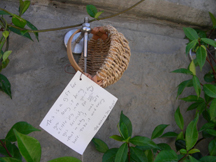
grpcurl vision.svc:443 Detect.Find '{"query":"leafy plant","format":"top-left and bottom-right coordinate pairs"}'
top-left (0, 0), bottom-right (39, 98)
top-left (0, 121), bottom-right (81, 162)
top-left (92, 12), bottom-right (216, 162)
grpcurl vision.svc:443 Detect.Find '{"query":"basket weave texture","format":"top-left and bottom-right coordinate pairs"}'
top-left (78, 25), bottom-right (131, 87)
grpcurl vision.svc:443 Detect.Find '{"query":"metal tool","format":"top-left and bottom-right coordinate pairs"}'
top-left (64, 17), bottom-right (91, 73)
top-left (189, 49), bottom-right (196, 61)
top-left (81, 17), bottom-right (91, 73)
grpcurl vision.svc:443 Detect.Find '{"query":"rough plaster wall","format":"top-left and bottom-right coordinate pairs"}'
top-left (0, 0), bottom-right (215, 161)
top-left (32, 0), bottom-right (216, 27)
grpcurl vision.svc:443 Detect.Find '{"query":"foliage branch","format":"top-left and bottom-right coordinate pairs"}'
top-left (91, 12), bottom-right (216, 162)
top-left (0, 121), bottom-right (81, 162)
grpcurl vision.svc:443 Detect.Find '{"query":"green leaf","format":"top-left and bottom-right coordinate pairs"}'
top-left (0, 74), bottom-right (11, 98)
top-left (102, 148), bottom-right (118, 162)
top-left (110, 135), bottom-right (124, 142)
top-left (205, 129), bottom-right (216, 136)
top-left (210, 98), bottom-right (216, 122)
top-left (14, 129), bottom-right (41, 162)
top-left (6, 121), bottom-right (40, 142)
top-left (175, 107), bottom-right (184, 130)
top-left (188, 149), bottom-right (200, 154)
top-left (199, 122), bottom-right (215, 132)
top-left (209, 12), bottom-right (216, 28)
top-left (151, 124), bottom-right (169, 139)
top-left (9, 27), bottom-right (33, 41)
top-left (144, 150), bottom-right (153, 162)
top-left (0, 141), bottom-right (22, 160)
top-left (177, 79), bottom-right (193, 98)
top-left (202, 130), bottom-right (214, 138)
top-left (0, 139), bottom-right (14, 157)
top-left (0, 10), bottom-right (11, 15)
top-left (157, 143), bottom-right (172, 151)
top-left (119, 111), bottom-right (132, 138)
top-left (130, 147), bottom-right (147, 162)
top-left (201, 38), bottom-right (216, 47)
top-left (154, 150), bottom-right (178, 162)
top-left (12, 15), bottom-right (26, 28)
top-left (189, 155), bottom-right (200, 162)
top-left (47, 157), bottom-right (81, 162)
top-left (119, 122), bottom-right (128, 139)
top-left (187, 102), bottom-right (203, 111)
top-left (202, 110), bottom-right (211, 122)
top-left (181, 95), bottom-right (204, 102)
top-left (186, 40), bottom-right (198, 54)
top-left (0, 157), bottom-right (22, 162)
top-left (205, 93), bottom-right (212, 103)
top-left (160, 131), bottom-right (178, 138)
top-left (3, 31), bottom-right (9, 39)
top-left (94, 11), bottom-right (104, 19)
top-left (19, 0), bottom-right (30, 16)
top-left (208, 139), bottom-right (216, 156)
top-left (1, 58), bottom-right (10, 70)
top-left (203, 84), bottom-right (216, 98)
top-left (175, 140), bottom-right (186, 151)
top-left (185, 115), bottom-right (199, 151)
top-left (11, 144), bottom-right (22, 160)
top-left (129, 136), bottom-right (158, 149)
top-left (180, 149), bottom-right (187, 154)
top-left (193, 75), bottom-right (201, 98)
top-left (3, 51), bottom-right (12, 62)
top-left (196, 46), bottom-right (207, 71)
top-left (183, 27), bottom-right (199, 41)
top-left (189, 60), bottom-right (196, 75)
top-left (200, 156), bottom-right (216, 162)
top-left (114, 143), bottom-right (128, 162)
top-left (86, 5), bottom-right (98, 18)
top-left (196, 102), bottom-right (207, 113)
top-left (172, 68), bottom-right (193, 75)
top-left (195, 29), bottom-right (207, 38)
top-left (26, 20), bottom-right (39, 41)
top-left (204, 73), bottom-right (215, 83)
top-left (92, 138), bottom-right (109, 153)
top-left (176, 131), bottom-right (184, 140)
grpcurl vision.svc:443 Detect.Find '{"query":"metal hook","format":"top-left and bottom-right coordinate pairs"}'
top-left (189, 49), bottom-right (196, 61)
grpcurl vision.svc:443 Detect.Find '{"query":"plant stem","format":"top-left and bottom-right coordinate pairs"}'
top-left (7, 22), bottom-right (83, 33)
top-left (207, 48), bottom-right (216, 64)
top-left (0, 139), bottom-right (12, 157)
top-left (178, 154), bottom-right (187, 162)
top-left (179, 138), bottom-right (205, 161)
top-left (5, 36), bottom-right (9, 51)
top-left (0, 8), bottom-right (13, 16)
top-left (89, 0), bottom-right (145, 22)
top-left (208, 28), bottom-right (215, 38)
top-left (206, 57), bottom-right (216, 80)
top-left (4, 0), bottom-right (145, 33)
top-left (128, 143), bottom-right (131, 162)
top-left (0, 37), bottom-right (6, 52)
top-left (192, 137), bottom-right (205, 149)
top-left (0, 35), bottom-right (3, 43)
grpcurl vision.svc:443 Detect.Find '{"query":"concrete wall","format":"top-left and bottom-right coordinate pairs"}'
top-left (32, 0), bottom-right (216, 27)
top-left (0, 0), bottom-right (215, 161)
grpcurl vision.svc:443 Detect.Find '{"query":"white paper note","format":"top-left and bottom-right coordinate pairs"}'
top-left (40, 71), bottom-right (118, 155)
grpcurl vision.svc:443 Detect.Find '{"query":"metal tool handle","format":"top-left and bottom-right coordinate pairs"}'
top-left (81, 17), bottom-right (91, 73)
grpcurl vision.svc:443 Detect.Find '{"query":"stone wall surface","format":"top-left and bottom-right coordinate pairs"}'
top-left (0, 0), bottom-right (215, 161)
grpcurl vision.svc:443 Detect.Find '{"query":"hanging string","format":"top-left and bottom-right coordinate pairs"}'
top-left (81, 154), bottom-right (84, 162)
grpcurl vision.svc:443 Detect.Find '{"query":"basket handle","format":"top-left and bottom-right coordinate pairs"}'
top-left (66, 28), bottom-right (103, 86)
top-left (67, 29), bottom-right (83, 72)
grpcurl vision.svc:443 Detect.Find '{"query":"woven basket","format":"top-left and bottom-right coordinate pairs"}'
top-left (67, 25), bottom-right (131, 88)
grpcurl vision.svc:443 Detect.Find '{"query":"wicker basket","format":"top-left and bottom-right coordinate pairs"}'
top-left (67, 25), bottom-right (131, 88)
